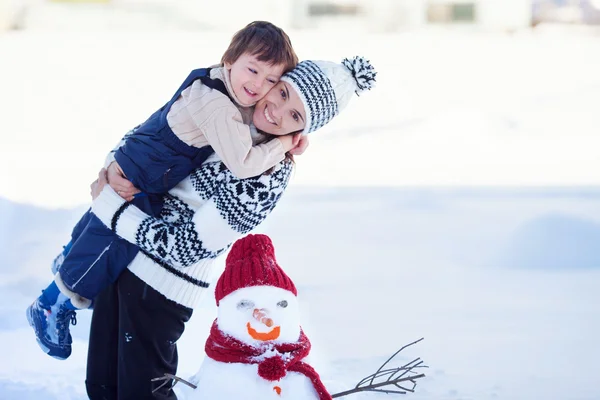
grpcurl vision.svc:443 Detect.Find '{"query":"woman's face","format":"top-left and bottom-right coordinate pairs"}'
top-left (252, 81), bottom-right (306, 136)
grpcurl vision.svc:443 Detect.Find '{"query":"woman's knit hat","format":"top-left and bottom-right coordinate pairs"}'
top-left (214, 234), bottom-right (297, 305)
top-left (280, 56), bottom-right (377, 134)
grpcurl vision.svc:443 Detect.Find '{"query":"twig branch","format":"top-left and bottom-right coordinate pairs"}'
top-left (331, 338), bottom-right (427, 398)
top-left (151, 373), bottom-right (197, 394)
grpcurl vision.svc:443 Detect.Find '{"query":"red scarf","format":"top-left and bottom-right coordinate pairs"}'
top-left (205, 320), bottom-right (331, 400)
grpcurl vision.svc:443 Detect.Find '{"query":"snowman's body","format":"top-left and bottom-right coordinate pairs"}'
top-left (189, 357), bottom-right (319, 399)
top-left (184, 285), bottom-right (323, 400)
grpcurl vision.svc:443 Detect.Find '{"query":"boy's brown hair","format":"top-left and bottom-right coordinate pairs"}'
top-left (221, 21), bottom-right (298, 73)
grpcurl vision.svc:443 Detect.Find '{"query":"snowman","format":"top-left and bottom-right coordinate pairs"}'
top-left (185, 234), bottom-right (331, 400)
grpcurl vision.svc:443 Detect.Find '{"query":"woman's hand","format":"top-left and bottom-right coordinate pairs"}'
top-left (90, 169), bottom-right (108, 200)
top-left (278, 133), bottom-right (301, 154)
top-left (289, 134), bottom-right (309, 156)
top-left (107, 161), bottom-right (140, 201)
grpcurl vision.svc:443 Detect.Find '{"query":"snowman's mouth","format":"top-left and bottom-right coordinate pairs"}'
top-left (247, 322), bottom-right (280, 341)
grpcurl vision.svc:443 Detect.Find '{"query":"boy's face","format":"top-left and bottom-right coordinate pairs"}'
top-left (225, 53), bottom-right (285, 107)
top-left (253, 81), bottom-right (306, 136)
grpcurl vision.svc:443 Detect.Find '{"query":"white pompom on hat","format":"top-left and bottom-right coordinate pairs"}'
top-left (280, 56), bottom-right (377, 134)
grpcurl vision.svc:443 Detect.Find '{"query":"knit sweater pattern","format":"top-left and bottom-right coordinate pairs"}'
top-left (92, 155), bottom-right (293, 309)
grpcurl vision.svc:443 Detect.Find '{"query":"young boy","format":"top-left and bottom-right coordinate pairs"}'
top-left (26, 21), bottom-right (299, 360)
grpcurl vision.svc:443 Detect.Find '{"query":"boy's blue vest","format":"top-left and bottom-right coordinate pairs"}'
top-left (56, 68), bottom-right (233, 300)
top-left (114, 68), bottom-right (231, 195)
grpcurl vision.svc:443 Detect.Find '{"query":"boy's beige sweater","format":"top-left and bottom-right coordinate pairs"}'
top-left (166, 67), bottom-right (284, 179)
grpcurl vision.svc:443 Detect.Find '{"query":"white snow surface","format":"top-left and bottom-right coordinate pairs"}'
top-left (0, 3), bottom-right (599, 400)
top-left (2, 186), bottom-right (600, 400)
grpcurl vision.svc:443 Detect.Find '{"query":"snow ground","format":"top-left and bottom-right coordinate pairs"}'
top-left (0, 2), bottom-right (599, 400)
top-left (2, 186), bottom-right (599, 400)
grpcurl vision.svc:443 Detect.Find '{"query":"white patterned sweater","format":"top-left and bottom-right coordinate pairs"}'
top-left (92, 154), bottom-right (293, 309)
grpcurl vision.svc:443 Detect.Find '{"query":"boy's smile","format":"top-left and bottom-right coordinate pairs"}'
top-left (225, 53), bottom-right (284, 107)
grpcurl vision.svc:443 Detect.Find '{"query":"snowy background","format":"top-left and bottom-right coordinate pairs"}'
top-left (1, 1), bottom-right (600, 399)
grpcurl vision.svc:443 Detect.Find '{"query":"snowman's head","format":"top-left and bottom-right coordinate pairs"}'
top-left (217, 285), bottom-right (301, 345)
top-left (214, 234), bottom-right (301, 345)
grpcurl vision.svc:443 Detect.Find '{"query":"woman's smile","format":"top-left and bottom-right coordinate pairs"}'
top-left (263, 105), bottom-right (277, 125)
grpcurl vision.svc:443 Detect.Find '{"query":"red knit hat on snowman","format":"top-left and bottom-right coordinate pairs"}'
top-left (214, 234), bottom-right (297, 305)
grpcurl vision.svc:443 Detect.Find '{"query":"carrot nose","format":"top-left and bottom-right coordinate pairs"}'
top-left (253, 308), bottom-right (273, 327)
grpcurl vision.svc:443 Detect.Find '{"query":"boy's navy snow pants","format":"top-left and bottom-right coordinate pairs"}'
top-left (56, 195), bottom-right (162, 301)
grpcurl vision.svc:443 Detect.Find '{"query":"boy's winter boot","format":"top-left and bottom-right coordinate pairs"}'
top-left (26, 284), bottom-right (77, 360)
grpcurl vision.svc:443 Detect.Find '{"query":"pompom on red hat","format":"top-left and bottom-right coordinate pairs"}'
top-left (214, 234), bottom-right (297, 305)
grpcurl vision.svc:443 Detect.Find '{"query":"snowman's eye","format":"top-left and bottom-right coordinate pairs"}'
top-left (237, 300), bottom-right (254, 310)
top-left (277, 300), bottom-right (288, 308)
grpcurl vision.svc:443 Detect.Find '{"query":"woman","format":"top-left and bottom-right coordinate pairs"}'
top-left (86, 56), bottom-right (376, 400)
